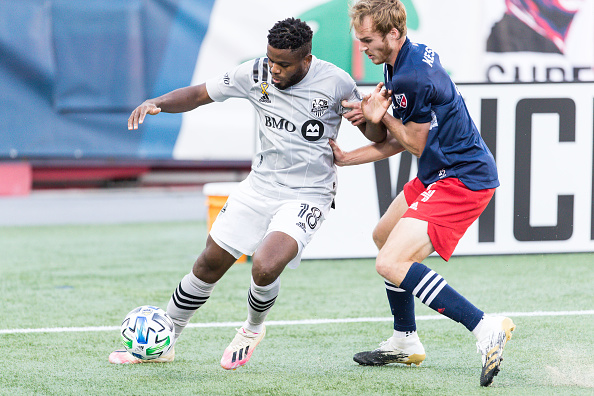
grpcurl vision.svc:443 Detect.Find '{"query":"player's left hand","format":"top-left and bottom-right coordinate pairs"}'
top-left (341, 100), bottom-right (366, 126)
top-left (128, 101), bottom-right (161, 130)
top-left (361, 83), bottom-right (391, 124)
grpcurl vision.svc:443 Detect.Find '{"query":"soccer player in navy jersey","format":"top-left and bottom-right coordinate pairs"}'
top-left (331, 0), bottom-right (515, 387)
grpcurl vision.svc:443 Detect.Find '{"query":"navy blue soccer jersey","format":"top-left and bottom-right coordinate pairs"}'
top-left (384, 37), bottom-right (499, 191)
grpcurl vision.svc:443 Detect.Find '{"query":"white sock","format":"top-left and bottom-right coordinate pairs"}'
top-left (392, 329), bottom-right (416, 339)
top-left (243, 276), bottom-right (280, 334)
top-left (471, 314), bottom-right (489, 341)
top-left (166, 272), bottom-right (216, 340)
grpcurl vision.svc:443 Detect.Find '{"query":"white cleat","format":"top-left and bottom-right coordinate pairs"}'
top-left (476, 316), bottom-right (516, 386)
top-left (354, 332), bottom-right (426, 366)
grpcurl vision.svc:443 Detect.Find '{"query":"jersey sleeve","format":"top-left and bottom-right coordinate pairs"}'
top-left (397, 70), bottom-right (433, 124)
top-left (205, 60), bottom-right (253, 102)
top-left (336, 72), bottom-right (362, 115)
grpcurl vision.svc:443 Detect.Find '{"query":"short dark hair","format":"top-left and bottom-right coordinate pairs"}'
top-left (267, 18), bottom-right (313, 57)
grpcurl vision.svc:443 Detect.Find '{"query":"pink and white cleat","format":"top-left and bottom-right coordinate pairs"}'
top-left (108, 347), bottom-right (175, 364)
top-left (220, 326), bottom-right (266, 370)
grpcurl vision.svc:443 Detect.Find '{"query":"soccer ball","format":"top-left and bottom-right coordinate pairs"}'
top-left (119, 305), bottom-right (175, 360)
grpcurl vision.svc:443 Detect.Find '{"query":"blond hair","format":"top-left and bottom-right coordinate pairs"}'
top-left (350, 0), bottom-right (407, 38)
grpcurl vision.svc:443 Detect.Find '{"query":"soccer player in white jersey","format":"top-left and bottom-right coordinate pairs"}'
top-left (109, 18), bottom-right (386, 369)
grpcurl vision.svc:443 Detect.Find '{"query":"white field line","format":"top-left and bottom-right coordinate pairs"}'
top-left (1, 310), bottom-right (593, 335)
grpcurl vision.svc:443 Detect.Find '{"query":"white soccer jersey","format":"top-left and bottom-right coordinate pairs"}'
top-left (205, 56), bottom-right (361, 203)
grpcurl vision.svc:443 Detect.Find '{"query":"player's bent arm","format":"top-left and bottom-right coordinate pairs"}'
top-left (329, 134), bottom-right (405, 167)
top-left (341, 100), bottom-right (366, 126)
top-left (341, 99), bottom-right (386, 143)
top-left (128, 83), bottom-right (213, 130)
top-left (357, 121), bottom-right (388, 143)
top-left (381, 113), bottom-right (430, 158)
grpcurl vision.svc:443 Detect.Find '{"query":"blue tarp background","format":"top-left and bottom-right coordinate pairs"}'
top-left (0, 0), bottom-right (215, 160)
top-left (2, 0), bottom-right (591, 163)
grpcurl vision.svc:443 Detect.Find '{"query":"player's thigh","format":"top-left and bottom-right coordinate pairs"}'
top-left (209, 182), bottom-right (271, 256)
top-left (376, 217), bottom-right (435, 284)
top-left (373, 191), bottom-right (409, 248)
top-left (260, 199), bottom-right (330, 270)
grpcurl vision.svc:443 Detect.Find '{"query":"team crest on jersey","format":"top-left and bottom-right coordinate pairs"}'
top-left (310, 98), bottom-right (329, 118)
top-left (394, 93), bottom-right (407, 108)
top-left (259, 82), bottom-right (271, 103)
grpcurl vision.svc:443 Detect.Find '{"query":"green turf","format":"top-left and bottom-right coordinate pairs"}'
top-left (1, 221), bottom-right (593, 395)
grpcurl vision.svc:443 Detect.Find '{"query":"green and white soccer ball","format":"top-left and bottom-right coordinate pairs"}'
top-left (120, 305), bottom-right (175, 360)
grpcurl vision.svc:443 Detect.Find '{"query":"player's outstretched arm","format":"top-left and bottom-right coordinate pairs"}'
top-left (128, 83), bottom-right (214, 130)
top-left (381, 114), bottom-right (429, 158)
top-left (341, 99), bottom-right (387, 143)
top-left (329, 134), bottom-right (405, 167)
top-left (361, 119), bottom-right (387, 143)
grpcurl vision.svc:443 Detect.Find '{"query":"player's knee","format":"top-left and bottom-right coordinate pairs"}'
top-left (375, 251), bottom-right (408, 285)
top-left (251, 269), bottom-right (277, 286)
top-left (251, 258), bottom-right (279, 286)
top-left (372, 226), bottom-right (386, 249)
top-left (192, 255), bottom-right (219, 277)
top-left (375, 252), bottom-right (391, 279)
top-left (191, 247), bottom-right (235, 283)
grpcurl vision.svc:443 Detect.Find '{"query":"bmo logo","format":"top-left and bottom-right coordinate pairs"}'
top-left (264, 115), bottom-right (296, 132)
top-left (301, 120), bottom-right (324, 142)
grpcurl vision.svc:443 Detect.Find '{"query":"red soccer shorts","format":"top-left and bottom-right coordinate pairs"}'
top-left (402, 177), bottom-right (494, 261)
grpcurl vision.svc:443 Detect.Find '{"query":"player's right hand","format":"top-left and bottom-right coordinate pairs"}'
top-left (329, 139), bottom-right (349, 167)
top-left (341, 100), bottom-right (366, 126)
top-left (128, 101), bottom-right (161, 130)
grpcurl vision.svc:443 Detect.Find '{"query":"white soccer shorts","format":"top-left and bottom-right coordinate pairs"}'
top-left (209, 179), bottom-right (331, 269)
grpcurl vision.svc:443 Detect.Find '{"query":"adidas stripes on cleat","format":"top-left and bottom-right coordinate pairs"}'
top-left (354, 332), bottom-right (426, 366)
top-left (220, 326), bottom-right (266, 370)
top-left (108, 347), bottom-right (175, 364)
top-left (476, 316), bottom-right (516, 387)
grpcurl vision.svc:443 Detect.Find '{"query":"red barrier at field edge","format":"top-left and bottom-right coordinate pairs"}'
top-left (0, 162), bottom-right (32, 196)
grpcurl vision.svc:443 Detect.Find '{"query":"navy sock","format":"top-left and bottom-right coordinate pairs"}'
top-left (385, 280), bottom-right (416, 332)
top-left (399, 262), bottom-right (483, 331)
